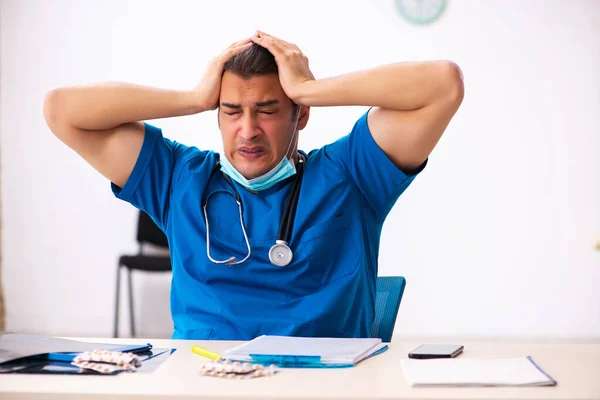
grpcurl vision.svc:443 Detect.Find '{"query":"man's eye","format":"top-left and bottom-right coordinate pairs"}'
top-left (260, 111), bottom-right (276, 115)
top-left (225, 111), bottom-right (240, 116)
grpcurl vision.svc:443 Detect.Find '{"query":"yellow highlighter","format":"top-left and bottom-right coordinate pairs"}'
top-left (191, 345), bottom-right (222, 360)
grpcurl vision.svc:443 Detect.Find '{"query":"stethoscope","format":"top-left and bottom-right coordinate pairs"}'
top-left (201, 154), bottom-right (305, 267)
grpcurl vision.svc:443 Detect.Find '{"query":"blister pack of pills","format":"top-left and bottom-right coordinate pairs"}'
top-left (200, 360), bottom-right (278, 380)
top-left (71, 350), bottom-right (142, 374)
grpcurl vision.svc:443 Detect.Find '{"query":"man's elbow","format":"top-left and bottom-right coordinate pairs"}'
top-left (440, 60), bottom-right (464, 106)
top-left (43, 88), bottom-right (70, 137)
top-left (43, 89), bottom-right (61, 130)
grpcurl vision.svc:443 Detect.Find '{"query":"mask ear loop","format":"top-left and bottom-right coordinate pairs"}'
top-left (283, 106), bottom-right (301, 162)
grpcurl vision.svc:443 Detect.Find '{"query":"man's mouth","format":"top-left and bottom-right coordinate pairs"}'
top-left (238, 147), bottom-right (266, 159)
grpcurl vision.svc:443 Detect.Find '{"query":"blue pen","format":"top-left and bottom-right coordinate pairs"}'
top-left (248, 354), bottom-right (321, 367)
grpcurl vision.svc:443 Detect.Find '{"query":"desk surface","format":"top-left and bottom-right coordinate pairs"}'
top-left (1, 337), bottom-right (598, 400)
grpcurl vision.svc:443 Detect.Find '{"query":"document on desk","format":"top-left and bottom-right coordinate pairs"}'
top-left (0, 333), bottom-right (169, 375)
top-left (401, 356), bottom-right (557, 387)
top-left (223, 335), bottom-right (387, 368)
top-left (0, 333), bottom-right (142, 364)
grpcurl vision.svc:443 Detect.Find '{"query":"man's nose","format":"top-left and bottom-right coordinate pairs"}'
top-left (238, 114), bottom-right (261, 141)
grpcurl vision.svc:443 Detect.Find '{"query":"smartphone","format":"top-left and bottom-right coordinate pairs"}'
top-left (408, 344), bottom-right (464, 359)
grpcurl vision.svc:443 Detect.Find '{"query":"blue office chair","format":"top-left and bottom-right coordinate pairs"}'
top-left (370, 276), bottom-right (406, 343)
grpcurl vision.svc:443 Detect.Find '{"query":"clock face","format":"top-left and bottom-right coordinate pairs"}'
top-left (395, 0), bottom-right (447, 24)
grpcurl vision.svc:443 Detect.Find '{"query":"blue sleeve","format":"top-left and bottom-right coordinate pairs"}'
top-left (322, 109), bottom-right (426, 221)
top-left (111, 123), bottom-right (189, 230)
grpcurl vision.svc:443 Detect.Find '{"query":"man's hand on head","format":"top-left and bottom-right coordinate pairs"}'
top-left (194, 37), bottom-right (254, 111)
top-left (251, 31), bottom-right (315, 105)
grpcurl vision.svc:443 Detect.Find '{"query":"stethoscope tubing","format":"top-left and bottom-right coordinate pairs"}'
top-left (201, 154), bottom-right (305, 267)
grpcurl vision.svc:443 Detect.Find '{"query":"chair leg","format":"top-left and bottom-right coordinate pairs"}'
top-left (114, 265), bottom-right (121, 338)
top-left (127, 268), bottom-right (136, 338)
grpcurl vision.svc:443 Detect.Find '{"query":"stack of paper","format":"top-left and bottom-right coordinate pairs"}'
top-left (223, 335), bottom-right (387, 368)
top-left (401, 356), bottom-right (557, 387)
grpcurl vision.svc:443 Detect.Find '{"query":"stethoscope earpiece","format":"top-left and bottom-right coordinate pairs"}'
top-left (224, 256), bottom-right (237, 265)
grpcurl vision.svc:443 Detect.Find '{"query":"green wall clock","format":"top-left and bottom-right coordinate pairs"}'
top-left (395, 0), bottom-right (447, 25)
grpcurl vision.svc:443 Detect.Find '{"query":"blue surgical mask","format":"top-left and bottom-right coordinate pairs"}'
top-left (220, 154), bottom-right (296, 192)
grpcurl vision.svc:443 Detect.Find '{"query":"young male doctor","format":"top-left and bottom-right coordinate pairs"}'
top-left (44, 31), bottom-right (464, 340)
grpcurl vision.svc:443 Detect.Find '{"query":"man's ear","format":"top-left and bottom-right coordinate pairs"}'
top-left (297, 105), bottom-right (310, 130)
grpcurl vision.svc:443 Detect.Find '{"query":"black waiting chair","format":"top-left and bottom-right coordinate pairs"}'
top-left (113, 210), bottom-right (171, 338)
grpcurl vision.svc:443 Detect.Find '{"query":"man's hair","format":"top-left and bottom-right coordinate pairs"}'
top-left (223, 44), bottom-right (278, 78)
top-left (223, 44), bottom-right (298, 117)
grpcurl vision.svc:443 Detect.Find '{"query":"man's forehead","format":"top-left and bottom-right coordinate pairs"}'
top-left (221, 73), bottom-right (286, 102)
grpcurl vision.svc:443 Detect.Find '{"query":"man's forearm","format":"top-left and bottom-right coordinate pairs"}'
top-left (297, 60), bottom-right (463, 110)
top-left (44, 83), bottom-right (203, 131)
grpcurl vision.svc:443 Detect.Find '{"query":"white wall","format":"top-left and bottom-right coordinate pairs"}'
top-left (1, 0), bottom-right (599, 340)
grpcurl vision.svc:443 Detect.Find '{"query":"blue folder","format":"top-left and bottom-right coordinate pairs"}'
top-left (36, 343), bottom-right (153, 362)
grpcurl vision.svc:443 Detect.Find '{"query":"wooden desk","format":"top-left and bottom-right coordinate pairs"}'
top-left (1, 337), bottom-right (598, 399)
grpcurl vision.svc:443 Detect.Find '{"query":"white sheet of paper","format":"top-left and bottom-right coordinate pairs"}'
top-left (401, 357), bottom-right (556, 387)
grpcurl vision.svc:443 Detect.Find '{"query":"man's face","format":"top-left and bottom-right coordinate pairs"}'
top-left (218, 71), bottom-right (300, 179)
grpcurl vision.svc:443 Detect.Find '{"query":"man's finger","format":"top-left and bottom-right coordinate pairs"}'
top-left (255, 31), bottom-right (296, 50)
top-left (230, 37), bottom-right (253, 48)
top-left (255, 31), bottom-right (304, 57)
top-left (226, 42), bottom-right (253, 58)
top-left (252, 33), bottom-right (286, 59)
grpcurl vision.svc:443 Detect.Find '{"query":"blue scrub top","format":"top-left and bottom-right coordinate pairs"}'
top-left (112, 110), bottom-right (425, 340)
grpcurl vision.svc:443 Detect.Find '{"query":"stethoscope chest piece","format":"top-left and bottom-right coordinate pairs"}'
top-left (269, 240), bottom-right (293, 267)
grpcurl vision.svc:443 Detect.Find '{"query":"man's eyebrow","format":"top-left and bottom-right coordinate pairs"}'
top-left (255, 99), bottom-right (279, 107)
top-left (220, 99), bottom-right (280, 108)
